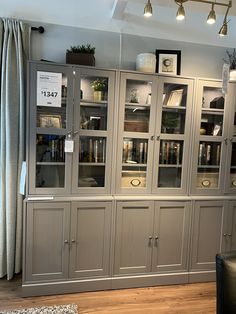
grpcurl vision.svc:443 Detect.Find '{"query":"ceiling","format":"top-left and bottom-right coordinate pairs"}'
top-left (2, 0), bottom-right (236, 47)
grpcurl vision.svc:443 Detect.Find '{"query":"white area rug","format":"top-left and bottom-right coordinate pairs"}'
top-left (0, 304), bottom-right (78, 314)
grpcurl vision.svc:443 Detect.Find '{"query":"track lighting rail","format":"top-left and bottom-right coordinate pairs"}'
top-left (144, 0), bottom-right (232, 36)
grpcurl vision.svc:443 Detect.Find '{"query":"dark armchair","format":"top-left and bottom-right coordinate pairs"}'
top-left (216, 251), bottom-right (236, 314)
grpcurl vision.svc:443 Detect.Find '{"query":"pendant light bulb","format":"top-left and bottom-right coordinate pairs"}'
top-left (144, 0), bottom-right (153, 17)
top-left (176, 3), bottom-right (185, 21)
top-left (207, 4), bottom-right (216, 24)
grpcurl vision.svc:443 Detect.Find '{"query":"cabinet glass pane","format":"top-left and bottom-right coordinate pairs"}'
top-left (161, 110), bottom-right (185, 134)
top-left (36, 134), bottom-right (65, 188)
top-left (159, 140), bottom-right (183, 165)
top-left (122, 137), bottom-right (148, 188)
top-left (200, 113), bottom-right (223, 136)
top-left (230, 143), bottom-right (236, 188)
top-left (158, 168), bottom-right (182, 188)
top-left (158, 140), bottom-right (183, 188)
top-left (123, 138), bottom-right (148, 164)
top-left (124, 79), bottom-right (153, 133)
top-left (80, 104), bottom-right (107, 130)
top-left (161, 83), bottom-right (187, 134)
top-left (78, 136), bottom-right (106, 187)
top-left (79, 75), bottom-right (109, 132)
top-left (80, 75), bottom-right (108, 102)
top-left (36, 72), bottom-right (67, 129)
top-left (202, 87), bottom-right (224, 110)
top-left (197, 141), bottom-right (221, 189)
top-left (124, 106), bottom-right (150, 133)
top-left (162, 83), bottom-right (187, 107)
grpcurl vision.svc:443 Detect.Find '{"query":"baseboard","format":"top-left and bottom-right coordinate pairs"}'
top-left (22, 277), bottom-right (112, 297)
top-left (22, 271), bottom-right (215, 297)
top-left (111, 272), bottom-right (189, 289)
top-left (188, 271), bottom-right (216, 283)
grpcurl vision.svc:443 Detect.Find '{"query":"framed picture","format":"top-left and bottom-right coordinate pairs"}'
top-left (39, 114), bottom-right (62, 128)
top-left (166, 89), bottom-right (184, 107)
top-left (156, 50), bottom-right (181, 75)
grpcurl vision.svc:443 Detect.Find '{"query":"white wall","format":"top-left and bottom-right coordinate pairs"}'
top-left (31, 22), bottom-right (228, 79)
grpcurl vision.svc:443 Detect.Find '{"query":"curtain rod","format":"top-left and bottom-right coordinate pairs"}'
top-left (31, 26), bottom-right (45, 33)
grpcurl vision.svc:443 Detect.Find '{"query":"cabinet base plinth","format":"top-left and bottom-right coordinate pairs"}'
top-left (21, 272), bottom-right (206, 297)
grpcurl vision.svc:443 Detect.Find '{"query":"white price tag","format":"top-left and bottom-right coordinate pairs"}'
top-left (37, 71), bottom-right (62, 107)
top-left (65, 140), bottom-right (74, 153)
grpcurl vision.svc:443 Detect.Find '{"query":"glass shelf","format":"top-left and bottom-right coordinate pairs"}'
top-left (201, 108), bottom-right (224, 114)
top-left (162, 105), bottom-right (186, 110)
top-left (79, 162), bottom-right (106, 166)
top-left (159, 164), bottom-right (182, 168)
top-left (125, 102), bottom-right (150, 107)
top-left (80, 100), bottom-right (107, 106)
top-left (122, 163), bottom-right (147, 167)
top-left (36, 162), bottom-right (65, 166)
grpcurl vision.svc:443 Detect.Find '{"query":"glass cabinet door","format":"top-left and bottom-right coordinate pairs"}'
top-left (117, 72), bottom-right (158, 193)
top-left (225, 84), bottom-right (236, 192)
top-left (192, 80), bottom-right (227, 194)
top-left (28, 63), bottom-right (73, 194)
top-left (153, 77), bottom-right (194, 194)
top-left (72, 68), bottom-right (115, 193)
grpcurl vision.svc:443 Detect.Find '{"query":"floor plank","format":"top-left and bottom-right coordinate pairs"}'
top-left (0, 276), bottom-right (216, 313)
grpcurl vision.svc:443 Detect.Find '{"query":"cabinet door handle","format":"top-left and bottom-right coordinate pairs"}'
top-left (64, 240), bottom-right (69, 244)
top-left (155, 236), bottom-right (159, 240)
top-left (149, 236), bottom-right (153, 240)
top-left (227, 234), bottom-right (232, 237)
top-left (156, 136), bottom-right (160, 141)
top-left (223, 233), bottom-right (227, 237)
top-left (71, 239), bottom-right (76, 243)
top-left (229, 138), bottom-right (233, 143)
top-left (224, 138), bottom-right (228, 144)
top-left (150, 136), bottom-right (154, 141)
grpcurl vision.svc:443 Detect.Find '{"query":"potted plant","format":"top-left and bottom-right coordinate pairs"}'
top-left (224, 48), bottom-right (236, 81)
top-left (91, 78), bottom-right (107, 102)
top-left (66, 44), bottom-right (95, 66)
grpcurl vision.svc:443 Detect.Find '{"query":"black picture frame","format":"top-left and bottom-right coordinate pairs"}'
top-left (155, 50), bottom-right (181, 75)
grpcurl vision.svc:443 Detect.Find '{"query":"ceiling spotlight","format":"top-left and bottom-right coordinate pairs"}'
top-left (176, 2), bottom-right (185, 21)
top-left (144, 0), bottom-right (152, 17)
top-left (207, 4), bottom-right (216, 24)
top-left (219, 2), bottom-right (231, 36)
top-left (219, 21), bottom-right (228, 36)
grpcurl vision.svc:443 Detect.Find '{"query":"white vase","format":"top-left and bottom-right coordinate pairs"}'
top-left (136, 53), bottom-right (156, 73)
top-left (229, 69), bottom-right (236, 81)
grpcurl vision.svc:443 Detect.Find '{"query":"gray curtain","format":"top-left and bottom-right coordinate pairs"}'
top-left (0, 18), bottom-right (30, 279)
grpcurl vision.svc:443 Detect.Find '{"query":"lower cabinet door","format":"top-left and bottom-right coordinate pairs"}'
top-left (190, 200), bottom-right (226, 271)
top-left (224, 201), bottom-right (236, 251)
top-left (69, 201), bottom-right (112, 278)
top-left (25, 202), bottom-right (70, 281)
top-left (114, 201), bottom-right (154, 275)
top-left (152, 201), bottom-right (191, 273)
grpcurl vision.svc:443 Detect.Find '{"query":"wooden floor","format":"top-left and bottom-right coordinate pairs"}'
top-left (0, 276), bottom-right (216, 313)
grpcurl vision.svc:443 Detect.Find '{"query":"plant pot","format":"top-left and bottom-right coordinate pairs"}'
top-left (230, 69), bottom-right (236, 81)
top-left (93, 91), bottom-right (103, 102)
top-left (66, 52), bottom-right (95, 66)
